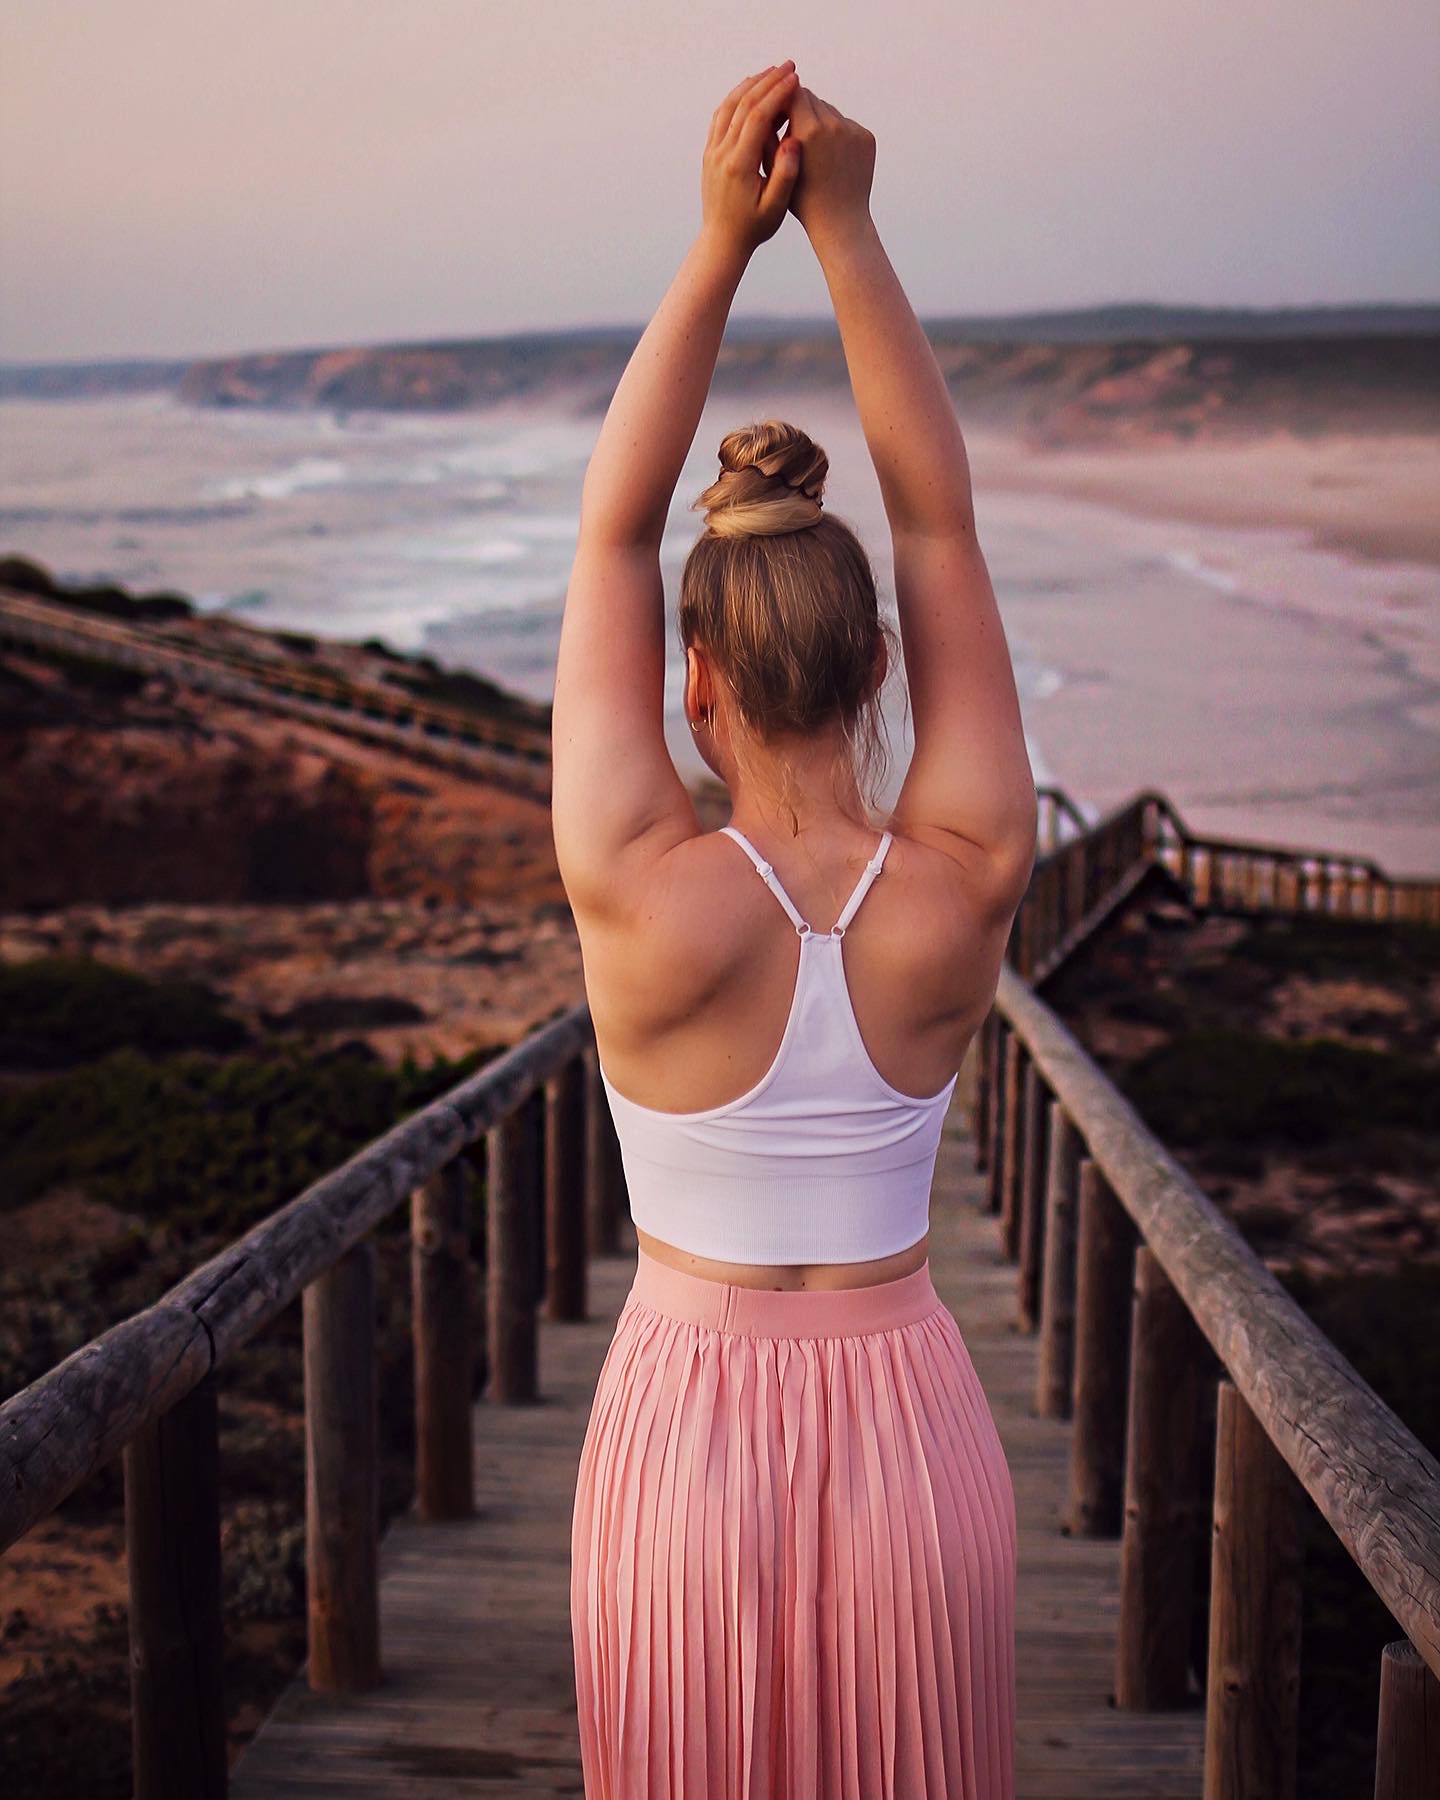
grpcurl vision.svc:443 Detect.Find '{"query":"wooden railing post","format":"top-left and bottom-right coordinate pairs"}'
top-left (1116, 1245), bottom-right (1206, 1708)
top-left (1068, 837), bottom-right (1088, 932)
top-left (1203, 1378), bottom-right (1303, 1800)
top-left (528, 1079), bottom-right (548, 1305)
top-left (1374, 1639), bottom-right (1440, 1800)
top-left (1304, 857), bottom-right (1323, 912)
top-left (985, 1017), bottom-right (1007, 1214)
top-left (1013, 897), bottom-right (1030, 978)
top-left (1068, 1159), bottom-right (1136, 1536)
top-left (487, 1091), bottom-right (542, 1402)
top-left (1326, 859), bottom-right (1347, 914)
top-left (974, 1007), bottom-right (993, 1173)
top-left (1196, 846), bottom-right (1215, 908)
top-left (1016, 1060), bottom-right (1049, 1326)
top-left (999, 1039), bottom-right (1029, 1259)
top-left (303, 1238), bottom-right (380, 1692)
top-left (411, 1158), bottom-right (474, 1521)
top-left (545, 1054), bottom-right (588, 1322)
top-left (583, 1045), bottom-right (623, 1256)
top-left (123, 1372), bottom-right (226, 1800)
top-left (1035, 1101), bottom-right (1081, 1418)
top-left (1045, 859), bottom-right (1062, 954)
top-left (995, 1030), bottom-right (1024, 1227)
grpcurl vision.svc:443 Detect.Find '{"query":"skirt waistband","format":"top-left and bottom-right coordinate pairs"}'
top-left (624, 1244), bottom-right (944, 1339)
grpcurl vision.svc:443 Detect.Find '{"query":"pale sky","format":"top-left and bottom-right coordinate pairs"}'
top-left (2, 0), bottom-right (1438, 363)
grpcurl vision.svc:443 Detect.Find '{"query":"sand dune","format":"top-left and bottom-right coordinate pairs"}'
top-left (967, 426), bottom-right (1440, 570)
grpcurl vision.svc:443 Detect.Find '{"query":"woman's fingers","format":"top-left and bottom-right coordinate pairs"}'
top-left (710, 62), bottom-right (791, 144)
top-left (721, 63), bottom-right (795, 145)
top-left (729, 65), bottom-right (798, 164)
top-left (787, 85), bottom-right (820, 133)
top-left (708, 68), bottom-right (765, 144)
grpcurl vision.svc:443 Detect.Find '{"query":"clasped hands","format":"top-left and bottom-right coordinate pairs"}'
top-left (701, 60), bottom-right (876, 259)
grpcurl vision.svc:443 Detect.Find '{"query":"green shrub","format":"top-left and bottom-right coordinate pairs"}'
top-left (36, 649), bottom-right (147, 700)
top-left (0, 1036), bottom-right (488, 1228)
top-left (389, 659), bottom-right (548, 724)
top-left (0, 554), bottom-right (195, 623)
top-left (1123, 1028), bottom-right (1435, 1164)
top-left (1228, 913), bottom-right (1440, 986)
top-left (0, 956), bottom-right (251, 1069)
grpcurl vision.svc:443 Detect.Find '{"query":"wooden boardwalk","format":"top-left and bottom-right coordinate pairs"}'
top-left (233, 1105), bottom-right (1205, 1797)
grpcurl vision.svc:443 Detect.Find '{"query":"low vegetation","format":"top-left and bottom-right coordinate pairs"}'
top-left (0, 552), bottom-right (195, 623)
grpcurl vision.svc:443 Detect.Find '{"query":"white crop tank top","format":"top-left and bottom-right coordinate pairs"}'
top-left (597, 825), bottom-right (958, 1264)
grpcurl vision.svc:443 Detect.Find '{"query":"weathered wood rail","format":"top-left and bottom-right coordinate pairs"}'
top-left (1, 1003), bottom-right (619, 1798)
top-left (1143, 790), bottom-right (1440, 926)
top-left (2, 782), bottom-right (1437, 1798)
top-left (978, 789), bottom-right (1440, 1799)
top-left (0, 588), bottom-right (554, 798)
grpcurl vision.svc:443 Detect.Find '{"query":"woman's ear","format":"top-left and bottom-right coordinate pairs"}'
top-left (685, 643), bottom-right (715, 726)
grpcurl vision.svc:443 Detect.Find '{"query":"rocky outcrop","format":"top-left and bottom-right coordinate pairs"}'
top-left (1, 711), bottom-right (375, 909)
top-left (0, 643), bottom-right (563, 915)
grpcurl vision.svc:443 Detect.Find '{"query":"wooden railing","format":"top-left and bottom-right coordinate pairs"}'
top-left (1037, 781), bottom-right (1090, 854)
top-left (1143, 791), bottom-right (1440, 924)
top-left (1011, 788), bottom-right (1440, 984)
top-left (2, 782), bottom-right (1436, 1797)
top-left (0, 589), bottom-right (554, 798)
top-left (977, 794), bottom-right (1440, 1799)
top-left (0, 1004), bottom-right (620, 1798)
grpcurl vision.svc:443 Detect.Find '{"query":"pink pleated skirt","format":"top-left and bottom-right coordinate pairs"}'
top-left (569, 1247), bottom-right (1018, 1798)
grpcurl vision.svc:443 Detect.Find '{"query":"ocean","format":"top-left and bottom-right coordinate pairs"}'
top-left (3, 389), bottom-right (1436, 869)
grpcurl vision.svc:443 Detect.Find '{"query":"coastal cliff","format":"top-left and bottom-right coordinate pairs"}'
top-left (6, 306), bottom-right (1435, 447)
top-left (169, 325), bottom-right (1440, 447)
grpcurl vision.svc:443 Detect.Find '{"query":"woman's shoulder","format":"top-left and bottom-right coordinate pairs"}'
top-left (885, 818), bottom-right (1035, 935)
top-left (580, 818), bottom-right (1020, 978)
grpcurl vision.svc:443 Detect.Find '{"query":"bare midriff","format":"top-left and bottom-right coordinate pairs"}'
top-left (633, 1225), bottom-right (930, 1291)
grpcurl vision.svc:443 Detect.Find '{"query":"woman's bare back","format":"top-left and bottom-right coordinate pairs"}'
top-left (575, 820), bottom-right (1013, 1289)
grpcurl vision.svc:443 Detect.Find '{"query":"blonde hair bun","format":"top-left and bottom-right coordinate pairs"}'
top-left (693, 419), bottom-right (828, 538)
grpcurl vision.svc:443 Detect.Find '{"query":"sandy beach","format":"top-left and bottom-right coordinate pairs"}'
top-left (968, 427), bottom-right (1440, 571)
top-left (718, 389), bottom-right (1440, 879)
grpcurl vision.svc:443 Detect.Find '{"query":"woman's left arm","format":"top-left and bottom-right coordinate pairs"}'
top-left (552, 62), bottom-right (800, 922)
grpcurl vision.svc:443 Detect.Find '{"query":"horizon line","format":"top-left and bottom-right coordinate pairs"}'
top-left (3, 295), bottom-right (1439, 372)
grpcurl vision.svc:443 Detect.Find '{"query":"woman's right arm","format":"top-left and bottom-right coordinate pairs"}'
top-left (789, 90), bottom-right (1037, 904)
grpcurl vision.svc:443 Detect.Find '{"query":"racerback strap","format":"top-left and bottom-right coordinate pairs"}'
top-left (720, 826), bottom-right (893, 938)
top-left (831, 831), bottom-right (893, 935)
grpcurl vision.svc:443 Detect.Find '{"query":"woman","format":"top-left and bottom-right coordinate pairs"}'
top-left (553, 62), bottom-right (1035, 1800)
